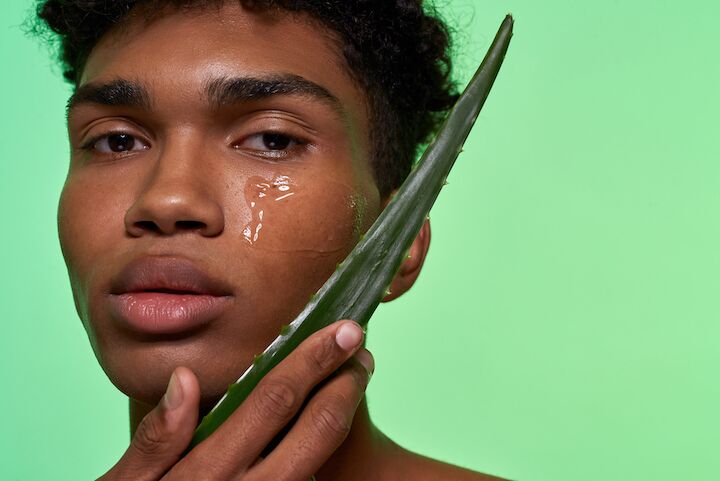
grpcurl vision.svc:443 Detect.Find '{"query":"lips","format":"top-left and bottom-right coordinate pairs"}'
top-left (110, 256), bottom-right (233, 296)
top-left (108, 256), bottom-right (233, 335)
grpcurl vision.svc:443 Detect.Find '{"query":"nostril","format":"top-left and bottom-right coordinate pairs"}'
top-left (176, 220), bottom-right (206, 231)
top-left (134, 220), bottom-right (161, 233)
top-left (128, 219), bottom-right (210, 236)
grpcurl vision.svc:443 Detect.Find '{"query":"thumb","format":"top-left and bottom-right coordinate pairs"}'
top-left (101, 367), bottom-right (200, 481)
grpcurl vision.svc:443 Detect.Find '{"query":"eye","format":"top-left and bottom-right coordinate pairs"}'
top-left (234, 132), bottom-right (302, 158)
top-left (87, 133), bottom-right (149, 154)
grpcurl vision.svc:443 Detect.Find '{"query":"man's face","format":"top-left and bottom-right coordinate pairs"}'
top-left (58, 3), bottom-right (381, 409)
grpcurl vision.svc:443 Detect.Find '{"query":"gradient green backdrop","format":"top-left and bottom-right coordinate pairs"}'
top-left (3, 1), bottom-right (720, 480)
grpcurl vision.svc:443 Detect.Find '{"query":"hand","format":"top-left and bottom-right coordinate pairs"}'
top-left (97, 320), bottom-right (374, 481)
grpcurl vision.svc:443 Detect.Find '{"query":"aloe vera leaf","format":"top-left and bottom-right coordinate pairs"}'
top-left (188, 14), bottom-right (514, 449)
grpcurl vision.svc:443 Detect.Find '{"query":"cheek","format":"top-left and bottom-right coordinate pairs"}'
top-left (224, 171), bottom-right (363, 346)
top-left (57, 172), bottom-right (130, 319)
top-left (240, 173), bottom-right (359, 255)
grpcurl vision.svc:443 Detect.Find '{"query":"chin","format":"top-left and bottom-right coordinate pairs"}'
top-left (94, 336), bottom-right (254, 407)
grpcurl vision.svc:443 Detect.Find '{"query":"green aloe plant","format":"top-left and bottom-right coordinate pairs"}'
top-left (188, 14), bottom-right (514, 450)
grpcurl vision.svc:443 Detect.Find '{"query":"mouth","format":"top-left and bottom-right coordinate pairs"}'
top-left (107, 256), bottom-right (233, 335)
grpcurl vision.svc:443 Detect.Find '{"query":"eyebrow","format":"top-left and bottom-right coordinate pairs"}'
top-left (205, 74), bottom-right (345, 117)
top-left (67, 79), bottom-right (151, 114)
top-left (67, 74), bottom-right (347, 120)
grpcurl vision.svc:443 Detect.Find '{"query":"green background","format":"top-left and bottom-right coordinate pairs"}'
top-left (2, 1), bottom-right (719, 480)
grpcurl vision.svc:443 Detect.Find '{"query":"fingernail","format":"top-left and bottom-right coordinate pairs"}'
top-left (335, 322), bottom-right (364, 351)
top-left (355, 348), bottom-right (375, 378)
top-left (163, 371), bottom-right (183, 411)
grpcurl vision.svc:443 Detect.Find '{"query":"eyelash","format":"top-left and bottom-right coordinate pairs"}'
top-left (232, 131), bottom-right (308, 160)
top-left (79, 131), bottom-right (149, 154)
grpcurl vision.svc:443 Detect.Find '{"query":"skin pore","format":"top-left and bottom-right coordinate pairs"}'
top-left (57, 3), bottom-right (502, 480)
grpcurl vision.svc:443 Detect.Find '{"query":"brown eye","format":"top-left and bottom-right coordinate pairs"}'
top-left (235, 132), bottom-right (300, 157)
top-left (261, 133), bottom-right (292, 150)
top-left (93, 133), bottom-right (148, 153)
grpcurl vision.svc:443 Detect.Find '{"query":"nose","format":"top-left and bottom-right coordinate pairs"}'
top-left (124, 140), bottom-right (224, 237)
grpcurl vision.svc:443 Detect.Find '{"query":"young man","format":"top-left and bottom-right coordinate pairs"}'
top-left (38, 1), bottom-right (505, 479)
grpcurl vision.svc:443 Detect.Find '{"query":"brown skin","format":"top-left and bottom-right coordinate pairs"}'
top-left (58, 3), bottom-right (505, 480)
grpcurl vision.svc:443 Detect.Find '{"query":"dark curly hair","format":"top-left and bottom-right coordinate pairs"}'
top-left (35, 0), bottom-right (459, 197)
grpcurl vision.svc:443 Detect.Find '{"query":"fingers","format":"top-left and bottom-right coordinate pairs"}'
top-left (98, 367), bottom-right (200, 481)
top-left (175, 320), bottom-right (367, 479)
top-left (249, 349), bottom-right (374, 481)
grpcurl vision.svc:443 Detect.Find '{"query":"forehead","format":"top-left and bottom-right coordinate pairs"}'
top-left (80, 3), bottom-right (369, 133)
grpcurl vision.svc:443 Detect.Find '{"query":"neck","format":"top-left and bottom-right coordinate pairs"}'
top-left (129, 396), bottom-right (399, 480)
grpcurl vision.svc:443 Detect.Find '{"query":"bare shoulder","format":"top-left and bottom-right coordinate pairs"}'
top-left (388, 447), bottom-right (509, 481)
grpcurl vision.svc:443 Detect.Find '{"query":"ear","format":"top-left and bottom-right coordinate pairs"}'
top-left (380, 206), bottom-right (432, 302)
